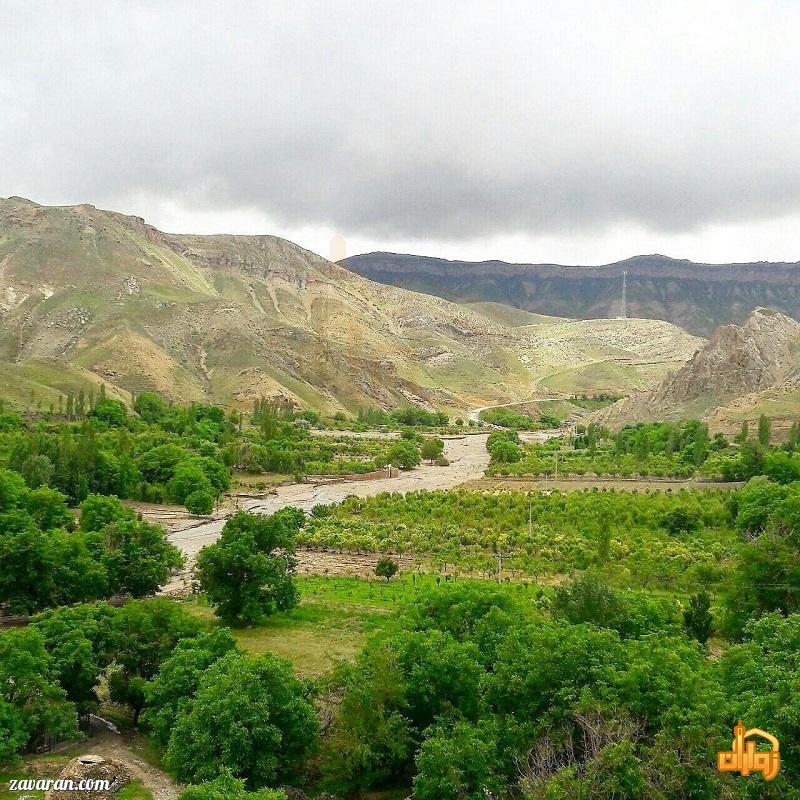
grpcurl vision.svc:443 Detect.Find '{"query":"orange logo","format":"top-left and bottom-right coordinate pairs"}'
top-left (718, 721), bottom-right (780, 781)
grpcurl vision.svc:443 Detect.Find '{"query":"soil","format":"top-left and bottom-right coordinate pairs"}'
top-left (55, 726), bottom-right (180, 800)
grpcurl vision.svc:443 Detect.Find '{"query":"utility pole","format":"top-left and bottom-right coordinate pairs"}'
top-left (621, 270), bottom-right (628, 319)
top-left (496, 550), bottom-right (512, 581)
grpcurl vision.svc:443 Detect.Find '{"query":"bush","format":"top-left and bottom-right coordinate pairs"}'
top-left (420, 438), bottom-right (445, 463)
top-left (91, 398), bottom-right (127, 427)
top-left (178, 773), bottom-right (286, 800)
top-left (375, 556), bottom-right (399, 581)
top-left (185, 490), bottom-right (215, 515)
top-left (386, 441), bottom-right (421, 470)
top-left (80, 494), bottom-right (135, 532)
top-left (660, 507), bottom-right (700, 534)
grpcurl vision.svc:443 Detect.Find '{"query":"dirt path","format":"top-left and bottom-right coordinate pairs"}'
top-left (58, 728), bottom-right (180, 800)
top-left (166, 434), bottom-right (491, 564)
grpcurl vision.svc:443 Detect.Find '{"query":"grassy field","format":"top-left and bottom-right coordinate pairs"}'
top-left (182, 575), bottom-right (419, 676)
top-left (117, 781), bottom-right (152, 800)
top-left (540, 359), bottom-right (642, 393)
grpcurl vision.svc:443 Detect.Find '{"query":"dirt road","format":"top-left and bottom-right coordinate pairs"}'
top-left (168, 434), bottom-right (491, 562)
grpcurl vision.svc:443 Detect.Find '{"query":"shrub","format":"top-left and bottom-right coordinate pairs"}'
top-left (185, 490), bottom-right (215, 515)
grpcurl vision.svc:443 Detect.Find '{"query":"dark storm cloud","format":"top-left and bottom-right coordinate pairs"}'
top-left (2, 1), bottom-right (800, 240)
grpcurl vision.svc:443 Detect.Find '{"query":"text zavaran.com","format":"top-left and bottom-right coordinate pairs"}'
top-left (7, 778), bottom-right (112, 793)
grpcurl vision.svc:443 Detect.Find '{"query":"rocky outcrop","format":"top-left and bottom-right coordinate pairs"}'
top-left (44, 754), bottom-right (133, 800)
top-left (595, 308), bottom-right (800, 429)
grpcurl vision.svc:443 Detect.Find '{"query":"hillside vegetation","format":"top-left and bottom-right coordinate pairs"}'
top-left (0, 198), bottom-right (703, 413)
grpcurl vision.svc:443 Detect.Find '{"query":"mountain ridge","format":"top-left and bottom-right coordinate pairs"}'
top-left (0, 197), bottom-right (702, 412)
top-left (343, 251), bottom-right (800, 335)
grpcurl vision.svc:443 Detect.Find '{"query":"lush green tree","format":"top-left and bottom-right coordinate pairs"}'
top-left (660, 506), bottom-right (700, 534)
top-left (134, 392), bottom-right (167, 424)
top-left (0, 516), bottom-right (108, 612)
top-left (142, 629), bottom-right (237, 748)
top-left (0, 627), bottom-right (78, 762)
top-left (413, 718), bottom-right (505, 800)
top-left (736, 419), bottom-right (749, 443)
top-left (375, 555), bottom-right (399, 581)
top-left (486, 429), bottom-right (521, 449)
top-left (195, 511), bottom-right (300, 625)
top-left (25, 487), bottom-right (72, 531)
top-left (386, 440), bottom-right (421, 470)
top-left (108, 599), bottom-right (205, 723)
top-left (596, 506), bottom-right (612, 564)
top-left (719, 613), bottom-right (800, 784)
top-left (734, 477), bottom-right (788, 534)
top-left (19, 454), bottom-right (54, 489)
top-left (320, 649), bottom-right (412, 793)
top-left (758, 413), bottom-right (772, 446)
top-left (138, 444), bottom-right (194, 485)
top-left (0, 467), bottom-right (29, 511)
top-left (178, 773), bottom-right (286, 800)
top-left (50, 528), bottom-right (110, 605)
top-left (683, 591), bottom-right (713, 645)
top-left (168, 460), bottom-right (214, 505)
top-left (552, 573), bottom-right (680, 639)
top-left (30, 602), bottom-right (116, 713)
top-left (720, 528), bottom-right (800, 638)
top-left (79, 493), bottom-right (135, 532)
top-left (102, 518), bottom-right (185, 597)
top-left (164, 651), bottom-right (319, 788)
top-left (763, 449), bottom-right (800, 484)
top-left (185, 489), bottom-right (215, 515)
top-left (91, 398), bottom-right (127, 427)
top-left (488, 439), bottom-right (520, 464)
top-left (420, 437), bottom-right (445, 464)
top-left (0, 521), bottom-right (58, 613)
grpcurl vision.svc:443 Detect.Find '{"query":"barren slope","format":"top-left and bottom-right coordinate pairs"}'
top-left (0, 197), bottom-right (703, 411)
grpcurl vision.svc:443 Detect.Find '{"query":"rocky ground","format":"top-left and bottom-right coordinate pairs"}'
top-left (150, 434), bottom-right (491, 592)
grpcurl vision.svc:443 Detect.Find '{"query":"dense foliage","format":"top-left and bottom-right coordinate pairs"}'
top-left (7, 389), bottom-right (800, 798)
top-left (479, 407), bottom-right (559, 430)
top-left (320, 580), bottom-right (800, 798)
top-left (303, 488), bottom-right (737, 589)
top-left (490, 417), bottom-right (800, 482)
top-left (0, 480), bottom-right (182, 613)
top-left (2, 596), bottom-right (317, 795)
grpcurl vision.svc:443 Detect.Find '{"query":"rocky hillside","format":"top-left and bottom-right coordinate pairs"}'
top-left (596, 308), bottom-right (800, 433)
top-left (343, 252), bottom-right (800, 336)
top-left (0, 197), bottom-right (703, 412)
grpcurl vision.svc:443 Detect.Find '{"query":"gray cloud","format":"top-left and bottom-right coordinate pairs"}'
top-left (2, 1), bottom-right (800, 242)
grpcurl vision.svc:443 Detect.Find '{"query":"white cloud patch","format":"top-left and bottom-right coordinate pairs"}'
top-left (2, 1), bottom-right (800, 263)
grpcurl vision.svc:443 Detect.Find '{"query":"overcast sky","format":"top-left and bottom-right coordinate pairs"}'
top-left (3, 1), bottom-right (800, 264)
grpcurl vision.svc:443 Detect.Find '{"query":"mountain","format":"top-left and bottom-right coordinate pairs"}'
top-left (342, 252), bottom-right (800, 336)
top-left (595, 308), bottom-right (800, 434)
top-left (0, 198), bottom-right (702, 412)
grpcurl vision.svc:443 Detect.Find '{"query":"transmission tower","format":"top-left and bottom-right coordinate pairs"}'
top-left (620, 270), bottom-right (627, 319)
